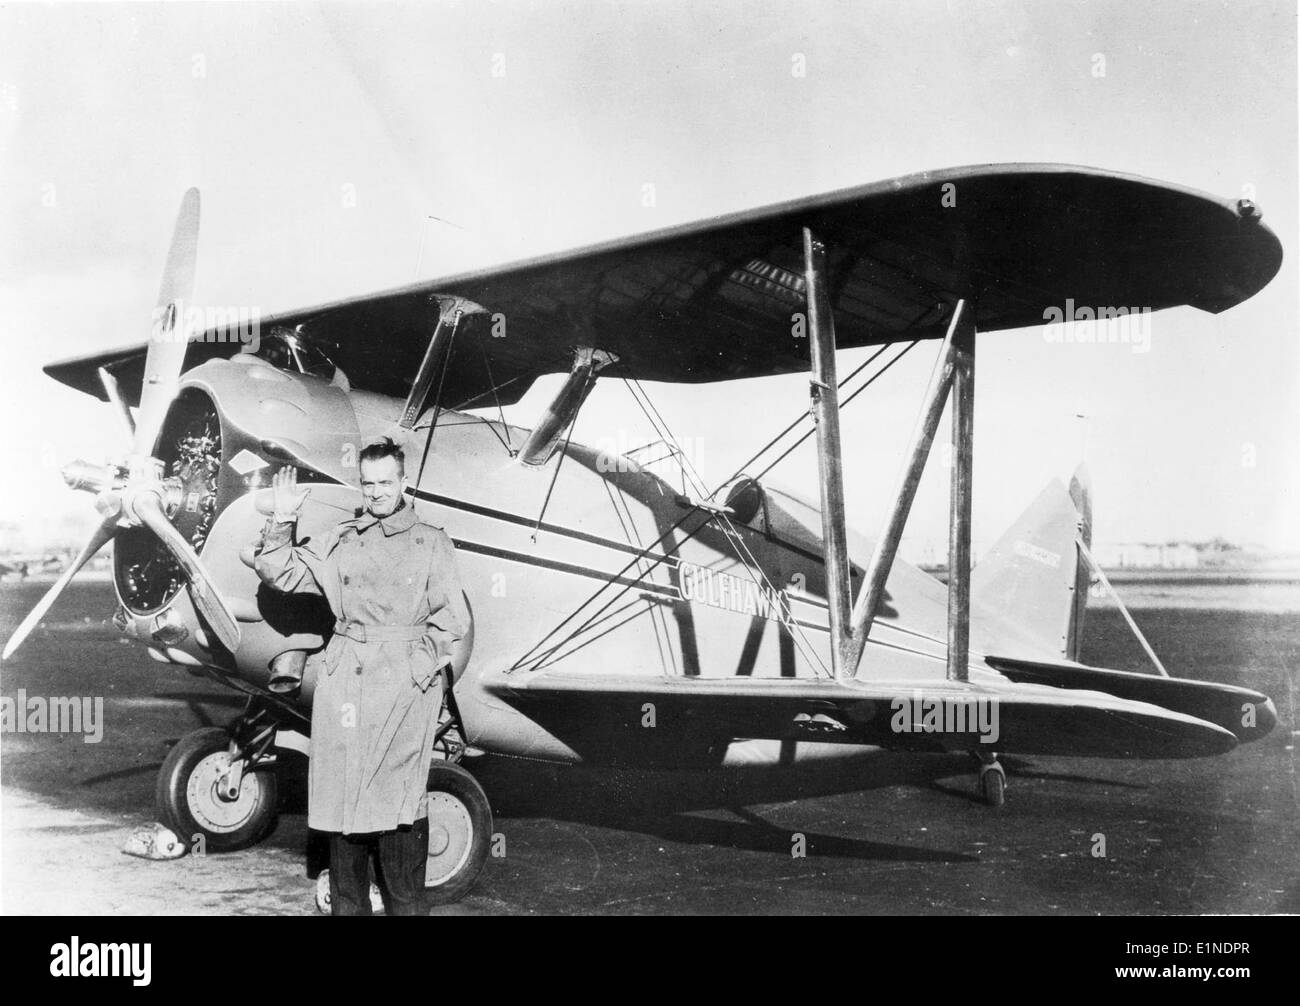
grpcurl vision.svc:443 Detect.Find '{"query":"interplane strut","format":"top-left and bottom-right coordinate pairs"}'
top-left (800, 229), bottom-right (976, 682)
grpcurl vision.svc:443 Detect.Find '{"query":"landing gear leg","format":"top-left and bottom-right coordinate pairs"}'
top-left (425, 679), bottom-right (491, 904)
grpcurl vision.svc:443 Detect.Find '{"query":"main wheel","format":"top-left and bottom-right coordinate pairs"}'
top-left (425, 761), bottom-right (492, 905)
top-left (156, 727), bottom-right (279, 852)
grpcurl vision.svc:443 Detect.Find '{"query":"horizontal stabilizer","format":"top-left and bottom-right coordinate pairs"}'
top-left (487, 672), bottom-right (1237, 760)
top-left (984, 655), bottom-right (1277, 745)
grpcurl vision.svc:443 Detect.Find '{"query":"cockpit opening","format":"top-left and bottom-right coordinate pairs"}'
top-left (253, 327), bottom-right (347, 385)
top-left (723, 475), bottom-right (766, 526)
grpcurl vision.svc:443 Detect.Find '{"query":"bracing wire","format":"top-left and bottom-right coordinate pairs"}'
top-left (514, 341), bottom-right (920, 674)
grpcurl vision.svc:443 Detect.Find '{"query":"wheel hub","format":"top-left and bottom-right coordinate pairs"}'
top-left (187, 751), bottom-right (261, 833)
top-left (425, 791), bottom-right (474, 887)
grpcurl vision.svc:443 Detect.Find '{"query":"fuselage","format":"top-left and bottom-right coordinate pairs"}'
top-left (111, 354), bottom-right (1033, 768)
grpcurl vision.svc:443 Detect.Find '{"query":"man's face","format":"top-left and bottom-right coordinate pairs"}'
top-left (359, 456), bottom-right (404, 517)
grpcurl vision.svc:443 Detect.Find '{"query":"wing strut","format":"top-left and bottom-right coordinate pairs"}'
top-left (518, 347), bottom-right (618, 466)
top-left (803, 229), bottom-right (853, 676)
top-left (399, 296), bottom-right (479, 430)
top-left (843, 301), bottom-right (969, 677)
top-left (946, 312), bottom-right (976, 683)
top-left (850, 302), bottom-right (976, 682)
top-left (802, 228), bottom-right (978, 682)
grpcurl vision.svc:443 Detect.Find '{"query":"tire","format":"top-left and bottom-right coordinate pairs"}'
top-left (424, 761), bottom-right (492, 904)
top-left (156, 727), bottom-right (279, 852)
top-left (980, 763), bottom-right (1006, 808)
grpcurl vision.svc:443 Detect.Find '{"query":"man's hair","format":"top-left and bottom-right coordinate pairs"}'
top-left (358, 437), bottom-right (405, 475)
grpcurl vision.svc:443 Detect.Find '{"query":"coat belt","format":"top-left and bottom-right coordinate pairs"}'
top-left (333, 620), bottom-right (427, 643)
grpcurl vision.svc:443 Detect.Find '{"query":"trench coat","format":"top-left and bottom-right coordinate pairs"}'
top-left (254, 500), bottom-right (468, 834)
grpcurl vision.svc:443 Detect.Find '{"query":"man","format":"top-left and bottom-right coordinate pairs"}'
top-left (254, 438), bottom-right (468, 915)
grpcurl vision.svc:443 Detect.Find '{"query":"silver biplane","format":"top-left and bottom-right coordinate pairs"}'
top-left (3, 164), bottom-right (1282, 902)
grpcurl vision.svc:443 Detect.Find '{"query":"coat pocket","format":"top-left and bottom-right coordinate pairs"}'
top-left (320, 637), bottom-right (346, 677)
top-left (407, 638), bottom-right (443, 692)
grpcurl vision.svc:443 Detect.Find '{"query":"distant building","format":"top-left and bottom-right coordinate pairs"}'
top-left (1091, 542), bottom-right (1199, 569)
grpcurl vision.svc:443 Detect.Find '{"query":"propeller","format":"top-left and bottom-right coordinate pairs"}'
top-left (2, 516), bottom-right (117, 661)
top-left (135, 187), bottom-right (199, 458)
top-left (98, 366), bottom-right (135, 439)
top-left (2, 189), bottom-right (242, 662)
top-left (131, 492), bottom-right (240, 652)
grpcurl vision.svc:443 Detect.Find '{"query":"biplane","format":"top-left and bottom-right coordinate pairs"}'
top-left (2, 164), bottom-right (1283, 903)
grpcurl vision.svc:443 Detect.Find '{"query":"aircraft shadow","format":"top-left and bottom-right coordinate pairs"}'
top-left (79, 763), bottom-right (164, 787)
top-left (474, 751), bottom-right (980, 862)
top-left (924, 756), bottom-right (1150, 803)
top-left (154, 692), bottom-right (249, 713)
top-left (271, 749), bottom-right (984, 865)
top-left (641, 808), bottom-right (975, 863)
top-left (997, 766), bottom-right (1149, 790)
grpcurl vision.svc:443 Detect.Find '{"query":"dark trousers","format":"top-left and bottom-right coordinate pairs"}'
top-left (328, 818), bottom-right (429, 916)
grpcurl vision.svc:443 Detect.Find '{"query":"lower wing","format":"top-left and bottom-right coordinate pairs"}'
top-left (485, 671), bottom-right (1242, 760)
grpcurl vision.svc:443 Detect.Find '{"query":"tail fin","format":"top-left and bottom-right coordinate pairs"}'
top-left (972, 465), bottom-right (1090, 661)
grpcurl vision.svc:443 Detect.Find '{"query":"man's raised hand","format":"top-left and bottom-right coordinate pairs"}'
top-left (272, 465), bottom-right (311, 522)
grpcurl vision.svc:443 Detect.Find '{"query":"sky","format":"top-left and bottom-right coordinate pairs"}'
top-left (0, 0), bottom-right (1296, 557)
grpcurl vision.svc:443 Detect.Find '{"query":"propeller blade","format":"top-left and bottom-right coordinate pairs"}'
top-left (2, 516), bottom-right (118, 661)
top-left (133, 187), bottom-right (200, 457)
top-left (98, 366), bottom-right (135, 444)
top-left (132, 492), bottom-right (241, 654)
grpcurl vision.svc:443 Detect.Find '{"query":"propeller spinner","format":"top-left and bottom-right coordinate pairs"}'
top-left (2, 189), bottom-right (242, 661)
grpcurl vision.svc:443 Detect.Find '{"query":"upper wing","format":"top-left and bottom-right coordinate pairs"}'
top-left (47, 163), bottom-right (1282, 407)
top-left (484, 670), bottom-right (1238, 761)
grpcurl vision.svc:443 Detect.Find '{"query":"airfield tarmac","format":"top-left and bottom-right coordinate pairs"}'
top-left (1, 577), bottom-right (1296, 915)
